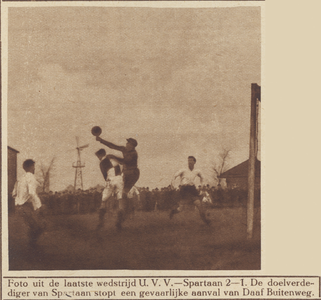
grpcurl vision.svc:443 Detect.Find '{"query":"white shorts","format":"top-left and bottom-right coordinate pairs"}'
top-left (102, 175), bottom-right (124, 202)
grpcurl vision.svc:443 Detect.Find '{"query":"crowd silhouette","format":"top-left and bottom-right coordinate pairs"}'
top-left (37, 185), bottom-right (260, 216)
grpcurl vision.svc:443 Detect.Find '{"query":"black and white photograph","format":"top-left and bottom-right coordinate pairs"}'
top-left (3, 0), bottom-right (321, 299)
top-left (5, 3), bottom-right (262, 271)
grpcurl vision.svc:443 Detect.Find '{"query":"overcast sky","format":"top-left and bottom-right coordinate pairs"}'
top-left (7, 6), bottom-right (261, 191)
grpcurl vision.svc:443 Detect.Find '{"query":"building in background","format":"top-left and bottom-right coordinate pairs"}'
top-left (219, 159), bottom-right (261, 189)
top-left (8, 146), bottom-right (19, 213)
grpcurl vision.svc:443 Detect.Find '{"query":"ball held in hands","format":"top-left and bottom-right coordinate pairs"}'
top-left (91, 126), bottom-right (102, 137)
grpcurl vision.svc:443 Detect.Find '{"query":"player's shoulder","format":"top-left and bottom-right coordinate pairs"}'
top-left (128, 148), bottom-right (138, 156)
top-left (17, 174), bottom-right (26, 185)
top-left (101, 156), bottom-right (110, 164)
top-left (25, 172), bottom-right (35, 181)
top-left (101, 157), bottom-right (113, 168)
top-left (24, 172), bottom-right (38, 186)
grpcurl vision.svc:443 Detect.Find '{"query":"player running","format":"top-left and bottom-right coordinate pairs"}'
top-left (170, 156), bottom-right (210, 225)
top-left (12, 159), bottom-right (46, 247)
top-left (95, 149), bottom-right (123, 231)
top-left (96, 136), bottom-right (139, 230)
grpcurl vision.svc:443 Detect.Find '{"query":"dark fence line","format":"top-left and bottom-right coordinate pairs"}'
top-left (37, 187), bottom-right (261, 215)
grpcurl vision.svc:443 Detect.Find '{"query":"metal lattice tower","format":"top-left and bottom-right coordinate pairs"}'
top-left (72, 137), bottom-right (89, 192)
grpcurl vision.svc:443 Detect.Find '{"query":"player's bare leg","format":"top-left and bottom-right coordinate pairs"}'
top-left (97, 189), bottom-right (111, 230)
top-left (96, 201), bottom-right (107, 230)
top-left (24, 206), bottom-right (46, 248)
top-left (115, 174), bottom-right (138, 231)
top-left (116, 194), bottom-right (128, 231)
top-left (194, 199), bottom-right (211, 225)
top-left (169, 207), bottom-right (178, 219)
top-left (169, 203), bottom-right (184, 219)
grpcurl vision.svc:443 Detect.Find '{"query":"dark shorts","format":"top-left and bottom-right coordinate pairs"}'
top-left (179, 185), bottom-right (199, 203)
top-left (123, 168), bottom-right (140, 193)
top-left (15, 202), bottom-right (45, 232)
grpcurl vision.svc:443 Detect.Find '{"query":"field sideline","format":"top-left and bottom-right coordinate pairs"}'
top-left (9, 207), bottom-right (260, 270)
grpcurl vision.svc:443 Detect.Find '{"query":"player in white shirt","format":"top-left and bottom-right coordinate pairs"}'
top-left (95, 149), bottom-right (124, 230)
top-left (12, 159), bottom-right (45, 247)
top-left (170, 156), bottom-right (210, 225)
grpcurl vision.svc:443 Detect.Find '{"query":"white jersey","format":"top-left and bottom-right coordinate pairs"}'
top-left (106, 158), bottom-right (121, 179)
top-left (174, 168), bottom-right (203, 186)
top-left (12, 172), bottom-right (42, 210)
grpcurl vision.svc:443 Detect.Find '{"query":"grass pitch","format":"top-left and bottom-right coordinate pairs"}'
top-left (9, 207), bottom-right (260, 270)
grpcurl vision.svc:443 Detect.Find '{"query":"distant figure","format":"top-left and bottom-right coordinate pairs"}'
top-left (12, 159), bottom-right (45, 247)
top-left (95, 149), bottom-right (123, 230)
top-left (96, 136), bottom-right (139, 230)
top-left (216, 183), bottom-right (223, 207)
top-left (170, 156), bottom-right (210, 225)
top-left (145, 187), bottom-right (152, 211)
top-left (127, 185), bottom-right (140, 200)
top-left (127, 186), bottom-right (140, 217)
top-left (200, 186), bottom-right (212, 205)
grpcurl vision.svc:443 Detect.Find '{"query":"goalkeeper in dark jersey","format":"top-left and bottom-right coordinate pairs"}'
top-left (96, 137), bottom-right (140, 230)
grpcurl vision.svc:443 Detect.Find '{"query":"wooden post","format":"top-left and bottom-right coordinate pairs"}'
top-left (247, 83), bottom-right (260, 239)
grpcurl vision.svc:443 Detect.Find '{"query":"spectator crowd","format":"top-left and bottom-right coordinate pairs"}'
top-left (36, 185), bottom-right (260, 216)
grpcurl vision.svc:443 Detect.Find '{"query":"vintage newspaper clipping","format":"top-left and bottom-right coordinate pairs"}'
top-left (2, 0), bottom-right (321, 299)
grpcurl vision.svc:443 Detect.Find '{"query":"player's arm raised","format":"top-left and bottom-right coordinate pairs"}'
top-left (106, 154), bottom-right (124, 165)
top-left (96, 137), bottom-right (124, 152)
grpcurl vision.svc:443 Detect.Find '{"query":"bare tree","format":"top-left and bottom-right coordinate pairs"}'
top-left (212, 148), bottom-right (231, 185)
top-left (39, 157), bottom-right (55, 193)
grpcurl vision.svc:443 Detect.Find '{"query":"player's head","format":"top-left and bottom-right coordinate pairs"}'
top-left (23, 159), bottom-right (35, 173)
top-left (126, 138), bottom-right (138, 150)
top-left (95, 149), bottom-right (106, 160)
top-left (188, 156), bottom-right (196, 168)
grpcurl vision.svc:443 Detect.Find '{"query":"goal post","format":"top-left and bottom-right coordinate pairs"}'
top-left (247, 83), bottom-right (261, 240)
